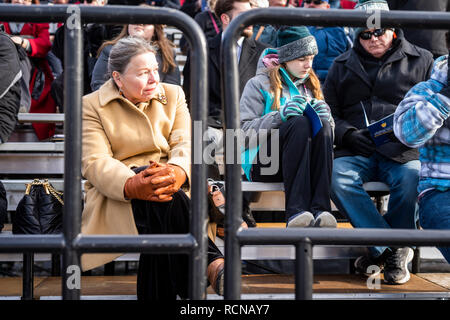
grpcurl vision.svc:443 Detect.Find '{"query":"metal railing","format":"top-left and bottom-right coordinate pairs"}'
top-left (221, 8), bottom-right (450, 300)
top-left (0, 4), bottom-right (208, 300)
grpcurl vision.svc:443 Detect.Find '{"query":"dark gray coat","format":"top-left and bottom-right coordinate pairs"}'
top-left (323, 30), bottom-right (434, 163)
top-left (0, 32), bottom-right (21, 143)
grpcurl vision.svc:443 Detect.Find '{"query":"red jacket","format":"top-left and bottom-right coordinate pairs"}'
top-left (1, 22), bottom-right (56, 140)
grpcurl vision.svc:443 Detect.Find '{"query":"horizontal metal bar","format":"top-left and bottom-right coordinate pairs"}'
top-left (237, 228), bottom-right (450, 247)
top-left (221, 181), bottom-right (389, 192)
top-left (73, 234), bottom-right (197, 253)
top-left (0, 5), bottom-right (193, 27)
top-left (0, 142), bottom-right (64, 152)
top-left (18, 113), bottom-right (65, 123)
top-left (0, 235), bottom-right (65, 253)
top-left (230, 8), bottom-right (450, 30)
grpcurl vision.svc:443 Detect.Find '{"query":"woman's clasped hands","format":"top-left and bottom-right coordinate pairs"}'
top-left (124, 161), bottom-right (187, 202)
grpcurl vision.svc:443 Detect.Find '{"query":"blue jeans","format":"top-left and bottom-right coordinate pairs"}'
top-left (419, 189), bottom-right (450, 263)
top-left (331, 154), bottom-right (420, 258)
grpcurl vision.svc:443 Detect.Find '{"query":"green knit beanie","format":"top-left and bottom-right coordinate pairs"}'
top-left (276, 26), bottom-right (318, 64)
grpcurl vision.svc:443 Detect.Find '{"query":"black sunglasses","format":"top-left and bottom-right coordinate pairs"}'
top-left (304, 0), bottom-right (325, 4)
top-left (359, 28), bottom-right (387, 40)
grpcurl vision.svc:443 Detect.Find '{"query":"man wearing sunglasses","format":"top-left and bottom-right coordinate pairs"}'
top-left (323, 0), bottom-right (435, 285)
top-left (304, 0), bottom-right (353, 83)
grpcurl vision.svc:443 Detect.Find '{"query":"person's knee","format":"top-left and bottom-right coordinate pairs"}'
top-left (280, 116), bottom-right (311, 137)
top-left (332, 159), bottom-right (361, 190)
top-left (317, 119), bottom-right (333, 140)
top-left (391, 162), bottom-right (420, 198)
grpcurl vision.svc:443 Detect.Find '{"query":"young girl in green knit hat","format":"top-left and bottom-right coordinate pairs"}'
top-left (240, 26), bottom-right (336, 228)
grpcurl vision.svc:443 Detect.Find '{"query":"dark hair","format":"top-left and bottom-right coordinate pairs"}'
top-left (214, 0), bottom-right (250, 19)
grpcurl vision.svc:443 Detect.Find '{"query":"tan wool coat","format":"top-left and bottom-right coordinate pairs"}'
top-left (81, 79), bottom-right (191, 271)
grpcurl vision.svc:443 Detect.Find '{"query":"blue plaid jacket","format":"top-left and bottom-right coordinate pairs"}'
top-left (394, 55), bottom-right (450, 193)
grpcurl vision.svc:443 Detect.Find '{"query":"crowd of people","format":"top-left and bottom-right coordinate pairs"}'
top-left (0, 0), bottom-right (449, 300)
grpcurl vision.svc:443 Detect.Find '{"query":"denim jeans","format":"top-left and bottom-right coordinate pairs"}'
top-left (419, 189), bottom-right (450, 263)
top-left (331, 153), bottom-right (420, 258)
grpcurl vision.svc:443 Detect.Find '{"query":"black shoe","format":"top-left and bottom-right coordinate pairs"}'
top-left (242, 204), bottom-right (257, 228)
top-left (354, 254), bottom-right (384, 277)
top-left (384, 247), bottom-right (414, 285)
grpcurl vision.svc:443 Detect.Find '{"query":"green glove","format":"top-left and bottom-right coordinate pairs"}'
top-left (309, 98), bottom-right (331, 121)
top-left (280, 95), bottom-right (307, 122)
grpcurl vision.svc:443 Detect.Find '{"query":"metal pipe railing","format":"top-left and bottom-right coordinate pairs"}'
top-left (222, 7), bottom-right (450, 300)
top-left (0, 4), bottom-right (208, 300)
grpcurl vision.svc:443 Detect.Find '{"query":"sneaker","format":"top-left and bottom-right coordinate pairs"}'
top-left (354, 254), bottom-right (384, 277)
top-left (287, 211), bottom-right (315, 228)
top-left (384, 247), bottom-right (414, 285)
top-left (314, 211), bottom-right (337, 228)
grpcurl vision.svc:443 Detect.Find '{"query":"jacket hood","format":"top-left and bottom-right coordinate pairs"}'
top-left (256, 48), bottom-right (278, 75)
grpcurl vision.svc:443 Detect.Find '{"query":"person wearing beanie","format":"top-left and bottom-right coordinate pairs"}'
top-left (394, 42), bottom-right (450, 264)
top-left (324, 0), bottom-right (435, 285)
top-left (240, 26), bottom-right (337, 229)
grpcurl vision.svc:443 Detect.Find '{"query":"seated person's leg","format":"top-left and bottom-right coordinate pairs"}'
top-left (252, 116), bottom-right (333, 227)
top-left (331, 155), bottom-right (390, 258)
top-left (419, 189), bottom-right (450, 264)
top-left (378, 158), bottom-right (420, 230)
top-left (131, 166), bottom-right (224, 299)
top-left (308, 116), bottom-right (335, 226)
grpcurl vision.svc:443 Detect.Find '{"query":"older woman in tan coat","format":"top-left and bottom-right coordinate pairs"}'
top-left (81, 37), bottom-right (224, 299)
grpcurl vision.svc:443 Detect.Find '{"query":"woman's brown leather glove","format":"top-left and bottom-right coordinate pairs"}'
top-left (124, 161), bottom-right (186, 202)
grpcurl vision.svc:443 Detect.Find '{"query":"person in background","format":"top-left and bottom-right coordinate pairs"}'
top-left (387, 0), bottom-right (449, 59)
top-left (240, 26), bottom-right (336, 228)
top-left (81, 37), bottom-right (225, 299)
top-left (50, 0), bottom-right (122, 111)
top-left (251, 0), bottom-right (285, 47)
top-left (91, 21), bottom-right (180, 91)
top-left (324, 0), bottom-right (435, 285)
top-left (0, 31), bottom-right (22, 144)
top-left (304, 0), bottom-right (352, 83)
top-left (183, 0), bottom-right (269, 229)
top-left (1, 0), bottom-right (57, 141)
top-left (394, 40), bottom-right (450, 264)
top-left (192, 0), bottom-right (222, 43)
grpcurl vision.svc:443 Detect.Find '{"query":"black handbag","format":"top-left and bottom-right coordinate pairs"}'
top-left (13, 179), bottom-right (63, 234)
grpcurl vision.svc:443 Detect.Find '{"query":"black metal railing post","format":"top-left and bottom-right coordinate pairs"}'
top-left (22, 253), bottom-right (34, 300)
top-left (62, 16), bottom-right (83, 300)
top-left (295, 238), bottom-right (313, 300)
top-left (221, 30), bottom-right (243, 298)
